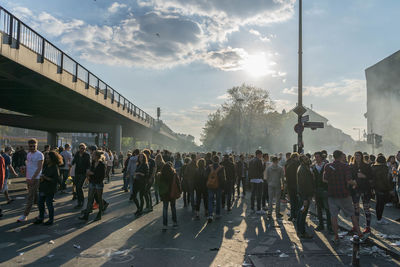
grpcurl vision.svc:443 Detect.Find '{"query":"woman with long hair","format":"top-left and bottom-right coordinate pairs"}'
top-left (194, 158), bottom-right (208, 219)
top-left (34, 151), bottom-right (62, 225)
top-left (159, 163), bottom-right (179, 230)
top-left (349, 151), bottom-right (373, 234)
top-left (154, 153), bottom-right (165, 204)
top-left (79, 151), bottom-right (106, 221)
top-left (133, 152), bottom-right (149, 216)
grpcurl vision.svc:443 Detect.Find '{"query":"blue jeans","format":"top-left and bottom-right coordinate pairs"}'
top-left (163, 200), bottom-right (177, 226)
top-left (129, 175), bottom-right (135, 196)
top-left (251, 183), bottom-right (263, 210)
top-left (60, 169), bottom-right (69, 190)
top-left (38, 192), bottom-right (54, 222)
top-left (208, 188), bottom-right (221, 216)
top-left (123, 172), bottom-right (129, 190)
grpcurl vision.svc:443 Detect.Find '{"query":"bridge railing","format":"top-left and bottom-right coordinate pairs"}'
top-left (0, 6), bottom-right (167, 132)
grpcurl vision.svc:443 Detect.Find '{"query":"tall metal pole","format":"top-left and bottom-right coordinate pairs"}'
top-left (297, 0), bottom-right (303, 153)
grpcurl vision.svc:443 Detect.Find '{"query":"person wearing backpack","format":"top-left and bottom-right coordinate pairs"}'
top-left (159, 162), bottom-right (179, 230)
top-left (206, 155), bottom-right (226, 223)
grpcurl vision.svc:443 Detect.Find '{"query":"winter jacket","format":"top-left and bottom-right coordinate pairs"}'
top-left (221, 159), bottom-right (235, 182)
top-left (297, 164), bottom-right (315, 199)
top-left (285, 158), bottom-right (300, 191)
top-left (371, 164), bottom-right (392, 193)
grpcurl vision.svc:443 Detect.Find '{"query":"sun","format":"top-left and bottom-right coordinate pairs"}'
top-left (242, 52), bottom-right (272, 77)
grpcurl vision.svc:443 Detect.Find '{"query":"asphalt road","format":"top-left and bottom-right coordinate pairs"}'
top-left (0, 174), bottom-right (399, 267)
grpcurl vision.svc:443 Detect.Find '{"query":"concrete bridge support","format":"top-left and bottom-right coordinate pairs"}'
top-left (109, 124), bottom-right (122, 154)
top-left (47, 131), bottom-right (58, 148)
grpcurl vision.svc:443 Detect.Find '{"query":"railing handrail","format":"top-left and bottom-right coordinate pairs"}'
top-left (0, 5), bottom-right (178, 136)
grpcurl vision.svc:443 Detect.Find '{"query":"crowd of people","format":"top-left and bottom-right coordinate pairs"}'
top-left (1, 139), bottom-right (400, 244)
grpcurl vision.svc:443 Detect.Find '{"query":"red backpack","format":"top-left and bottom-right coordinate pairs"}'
top-left (0, 156), bottom-right (5, 191)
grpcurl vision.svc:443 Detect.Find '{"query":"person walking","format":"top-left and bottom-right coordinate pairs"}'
top-left (184, 154), bottom-right (198, 214)
top-left (312, 151), bottom-right (332, 233)
top-left (154, 153), bottom-right (165, 204)
top-left (349, 151), bottom-right (373, 235)
top-left (296, 155), bottom-right (314, 239)
top-left (122, 152), bottom-right (132, 192)
top-left (266, 156), bottom-right (284, 218)
top-left (127, 149), bottom-right (139, 201)
top-left (372, 155), bottom-right (394, 224)
top-left (194, 158), bottom-right (208, 219)
top-left (221, 154), bottom-right (235, 212)
top-left (143, 149), bottom-right (156, 212)
top-left (71, 144), bottom-right (91, 209)
top-left (1, 146), bottom-right (18, 204)
top-left (262, 153), bottom-right (272, 210)
top-left (236, 155), bottom-right (248, 198)
top-left (34, 151), bottom-right (62, 225)
top-left (59, 144), bottom-right (72, 193)
top-left (79, 151), bottom-right (107, 221)
top-left (17, 139), bottom-right (44, 222)
top-left (324, 150), bottom-right (364, 244)
top-left (206, 155), bottom-right (226, 223)
top-left (248, 150), bottom-right (265, 214)
top-left (285, 153), bottom-right (300, 221)
top-left (133, 152), bottom-right (149, 216)
top-left (105, 150), bottom-right (113, 183)
top-left (159, 163), bottom-right (179, 230)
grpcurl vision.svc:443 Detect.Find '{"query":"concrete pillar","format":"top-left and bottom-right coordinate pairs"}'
top-left (47, 131), bottom-right (58, 148)
top-left (110, 124), bottom-right (122, 154)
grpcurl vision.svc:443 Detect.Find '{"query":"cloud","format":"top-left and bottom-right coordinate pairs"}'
top-left (273, 99), bottom-right (293, 112)
top-left (283, 79), bottom-right (366, 102)
top-left (203, 47), bottom-right (247, 71)
top-left (249, 29), bottom-right (271, 42)
top-left (13, 7), bottom-right (84, 37)
top-left (11, 1), bottom-right (294, 72)
top-left (108, 2), bottom-right (127, 13)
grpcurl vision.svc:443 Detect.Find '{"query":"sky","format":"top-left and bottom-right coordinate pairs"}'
top-left (2, 0), bottom-right (400, 144)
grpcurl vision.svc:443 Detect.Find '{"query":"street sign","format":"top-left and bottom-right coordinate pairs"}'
top-left (303, 121), bottom-right (324, 130)
top-left (294, 123), bottom-right (304, 134)
top-left (301, 115), bottom-right (309, 123)
top-left (293, 105), bottom-right (307, 116)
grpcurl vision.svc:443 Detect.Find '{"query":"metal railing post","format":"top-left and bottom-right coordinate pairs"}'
top-left (96, 79), bottom-right (100, 95)
top-left (111, 90), bottom-right (114, 104)
top-left (15, 20), bottom-right (20, 49)
top-left (73, 62), bottom-right (78, 82)
top-left (57, 53), bottom-right (63, 74)
top-left (85, 71), bottom-right (89, 89)
top-left (104, 86), bottom-right (108, 100)
top-left (8, 16), bottom-right (13, 45)
top-left (40, 38), bottom-right (45, 63)
top-left (118, 95), bottom-right (120, 107)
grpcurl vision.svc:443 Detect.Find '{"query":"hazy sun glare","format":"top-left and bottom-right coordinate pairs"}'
top-left (242, 52), bottom-right (273, 77)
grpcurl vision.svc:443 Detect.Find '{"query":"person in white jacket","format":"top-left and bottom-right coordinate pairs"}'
top-left (266, 156), bottom-right (284, 218)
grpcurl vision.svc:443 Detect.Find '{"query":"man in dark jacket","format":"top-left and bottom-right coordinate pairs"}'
top-left (72, 143), bottom-right (91, 209)
top-left (184, 154), bottom-right (198, 213)
top-left (296, 155), bottom-right (314, 239)
top-left (221, 154), bottom-right (235, 212)
top-left (248, 150), bottom-right (265, 214)
top-left (236, 154), bottom-right (248, 197)
top-left (312, 152), bottom-right (332, 233)
top-left (285, 153), bottom-right (300, 220)
top-left (206, 155), bottom-right (226, 223)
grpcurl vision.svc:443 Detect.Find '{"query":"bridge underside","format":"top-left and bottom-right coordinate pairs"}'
top-left (0, 54), bottom-right (176, 150)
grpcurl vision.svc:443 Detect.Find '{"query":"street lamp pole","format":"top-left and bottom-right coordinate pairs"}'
top-left (353, 127), bottom-right (361, 141)
top-left (297, 0), bottom-right (303, 153)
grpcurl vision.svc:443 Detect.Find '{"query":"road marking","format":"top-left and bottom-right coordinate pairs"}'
top-left (22, 234), bottom-right (51, 242)
top-left (0, 242), bottom-right (16, 248)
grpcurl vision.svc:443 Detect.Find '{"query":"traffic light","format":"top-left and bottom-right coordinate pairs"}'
top-left (375, 134), bottom-right (383, 148)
